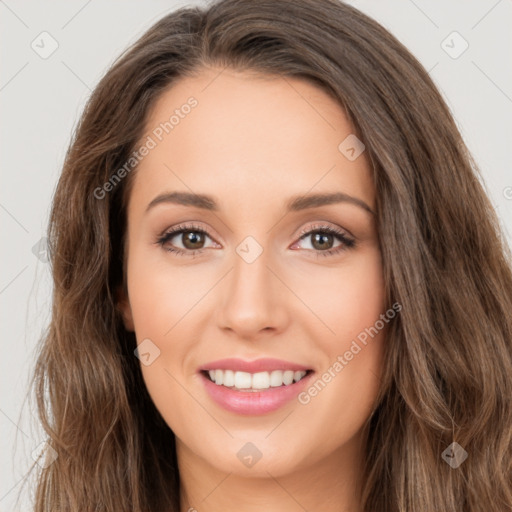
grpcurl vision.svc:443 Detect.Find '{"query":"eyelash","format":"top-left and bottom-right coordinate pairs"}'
top-left (155, 222), bottom-right (356, 258)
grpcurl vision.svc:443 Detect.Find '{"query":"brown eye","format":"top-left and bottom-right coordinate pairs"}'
top-left (156, 224), bottom-right (217, 256)
top-left (291, 224), bottom-right (356, 257)
top-left (181, 230), bottom-right (206, 250)
top-left (310, 232), bottom-right (335, 251)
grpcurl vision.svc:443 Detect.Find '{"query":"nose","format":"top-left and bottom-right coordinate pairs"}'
top-left (215, 246), bottom-right (290, 340)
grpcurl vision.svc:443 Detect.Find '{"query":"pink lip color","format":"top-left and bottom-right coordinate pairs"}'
top-left (198, 358), bottom-right (314, 415)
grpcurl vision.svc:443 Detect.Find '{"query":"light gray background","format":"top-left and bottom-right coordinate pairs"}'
top-left (1, 1), bottom-right (511, 510)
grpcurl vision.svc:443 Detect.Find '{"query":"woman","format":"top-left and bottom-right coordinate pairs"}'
top-left (29, 0), bottom-right (512, 510)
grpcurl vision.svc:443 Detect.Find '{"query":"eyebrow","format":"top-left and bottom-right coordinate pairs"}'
top-left (145, 191), bottom-right (375, 215)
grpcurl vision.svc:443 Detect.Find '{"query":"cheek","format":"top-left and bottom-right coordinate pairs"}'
top-left (125, 248), bottom-right (200, 337)
top-left (293, 248), bottom-right (386, 430)
top-left (296, 247), bottom-right (385, 343)
top-left (126, 253), bottom-right (207, 441)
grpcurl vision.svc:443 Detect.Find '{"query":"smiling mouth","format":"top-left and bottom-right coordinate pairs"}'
top-left (201, 369), bottom-right (314, 392)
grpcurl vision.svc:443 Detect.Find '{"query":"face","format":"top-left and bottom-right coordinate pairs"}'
top-left (119, 66), bottom-right (387, 479)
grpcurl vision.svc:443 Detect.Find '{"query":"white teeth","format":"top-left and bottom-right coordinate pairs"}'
top-left (234, 371), bottom-right (252, 389)
top-left (252, 371), bottom-right (270, 389)
top-left (223, 369), bottom-right (235, 387)
top-left (294, 370), bottom-right (304, 382)
top-left (270, 370), bottom-right (283, 387)
top-left (283, 370), bottom-right (294, 385)
top-left (206, 369), bottom-right (308, 390)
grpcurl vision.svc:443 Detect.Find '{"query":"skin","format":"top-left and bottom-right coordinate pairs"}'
top-left (119, 66), bottom-right (387, 512)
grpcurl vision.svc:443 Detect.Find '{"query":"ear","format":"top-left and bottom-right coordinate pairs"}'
top-left (116, 285), bottom-right (134, 332)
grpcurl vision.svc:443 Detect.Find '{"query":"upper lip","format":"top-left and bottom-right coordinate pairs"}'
top-left (198, 358), bottom-right (312, 373)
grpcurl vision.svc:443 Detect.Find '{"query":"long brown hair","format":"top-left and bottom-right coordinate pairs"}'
top-left (27, 0), bottom-right (512, 510)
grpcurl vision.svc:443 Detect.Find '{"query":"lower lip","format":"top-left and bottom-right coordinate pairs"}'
top-left (199, 371), bottom-right (314, 415)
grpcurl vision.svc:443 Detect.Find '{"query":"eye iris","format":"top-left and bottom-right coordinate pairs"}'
top-left (311, 232), bottom-right (333, 250)
top-left (183, 230), bottom-right (204, 249)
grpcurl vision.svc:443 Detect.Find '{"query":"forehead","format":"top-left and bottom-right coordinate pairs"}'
top-left (129, 66), bottom-right (375, 215)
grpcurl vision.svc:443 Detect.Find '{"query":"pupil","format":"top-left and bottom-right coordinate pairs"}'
top-left (312, 232), bottom-right (332, 250)
top-left (184, 231), bottom-right (204, 249)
